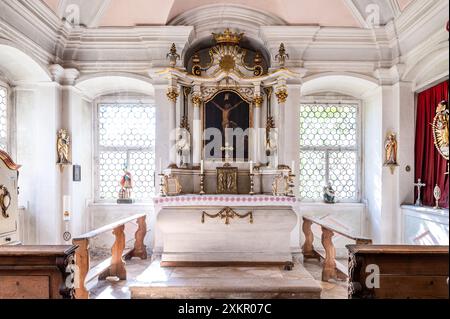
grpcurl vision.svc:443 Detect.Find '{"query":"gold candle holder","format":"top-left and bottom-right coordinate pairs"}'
top-left (159, 173), bottom-right (166, 197)
top-left (249, 173), bottom-right (255, 195)
top-left (199, 173), bottom-right (206, 195)
top-left (287, 173), bottom-right (296, 197)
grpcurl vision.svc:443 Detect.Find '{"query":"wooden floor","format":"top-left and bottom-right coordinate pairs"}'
top-left (89, 258), bottom-right (348, 299)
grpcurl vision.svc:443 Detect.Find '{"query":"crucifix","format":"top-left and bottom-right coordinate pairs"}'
top-left (414, 178), bottom-right (426, 206)
top-left (221, 142), bottom-right (234, 162)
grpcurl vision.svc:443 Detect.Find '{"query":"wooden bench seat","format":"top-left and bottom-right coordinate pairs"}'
top-left (347, 245), bottom-right (449, 299)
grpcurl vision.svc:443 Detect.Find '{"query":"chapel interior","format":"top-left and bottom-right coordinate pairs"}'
top-left (0, 0), bottom-right (448, 300)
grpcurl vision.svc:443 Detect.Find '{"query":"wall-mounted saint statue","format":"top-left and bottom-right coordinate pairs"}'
top-left (384, 132), bottom-right (399, 174)
top-left (57, 129), bottom-right (71, 164)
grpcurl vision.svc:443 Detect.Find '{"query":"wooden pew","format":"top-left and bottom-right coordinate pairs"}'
top-left (347, 245), bottom-right (449, 299)
top-left (73, 214), bottom-right (147, 299)
top-left (0, 245), bottom-right (77, 299)
top-left (302, 215), bottom-right (372, 282)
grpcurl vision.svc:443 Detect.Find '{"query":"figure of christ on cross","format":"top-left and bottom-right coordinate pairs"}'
top-left (210, 100), bottom-right (245, 130)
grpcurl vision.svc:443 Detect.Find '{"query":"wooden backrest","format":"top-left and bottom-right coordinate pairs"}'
top-left (303, 216), bottom-right (372, 244)
top-left (347, 245), bottom-right (449, 299)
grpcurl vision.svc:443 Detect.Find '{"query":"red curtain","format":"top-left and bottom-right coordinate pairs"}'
top-left (415, 80), bottom-right (449, 208)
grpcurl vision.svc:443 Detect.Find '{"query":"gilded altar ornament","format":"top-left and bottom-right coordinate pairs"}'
top-left (201, 207), bottom-right (253, 225)
top-left (166, 43), bottom-right (180, 67)
top-left (192, 94), bottom-right (202, 106)
top-left (384, 132), bottom-right (399, 174)
top-left (275, 43), bottom-right (289, 68)
top-left (254, 95), bottom-right (263, 108)
top-left (166, 87), bottom-right (179, 102)
top-left (162, 175), bottom-right (182, 196)
top-left (217, 166), bottom-right (238, 194)
top-left (213, 28), bottom-right (243, 44)
top-left (432, 100), bottom-right (449, 161)
top-left (272, 174), bottom-right (289, 196)
top-left (433, 185), bottom-right (441, 209)
top-left (0, 185), bottom-right (11, 218)
top-left (275, 88), bottom-right (288, 104)
top-left (191, 53), bottom-right (202, 76)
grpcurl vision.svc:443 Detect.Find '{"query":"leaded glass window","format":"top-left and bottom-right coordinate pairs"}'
top-left (299, 103), bottom-right (360, 201)
top-left (0, 86), bottom-right (8, 151)
top-left (96, 102), bottom-right (155, 201)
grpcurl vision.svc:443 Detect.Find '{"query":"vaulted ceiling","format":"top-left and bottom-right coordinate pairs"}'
top-left (41, 0), bottom-right (414, 28)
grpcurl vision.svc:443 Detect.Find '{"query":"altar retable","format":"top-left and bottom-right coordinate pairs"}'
top-left (154, 29), bottom-right (302, 267)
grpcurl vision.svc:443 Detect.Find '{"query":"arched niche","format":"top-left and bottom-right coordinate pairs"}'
top-left (75, 73), bottom-right (155, 99)
top-left (0, 41), bottom-right (51, 83)
top-left (302, 72), bottom-right (379, 98)
top-left (403, 46), bottom-right (449, 92)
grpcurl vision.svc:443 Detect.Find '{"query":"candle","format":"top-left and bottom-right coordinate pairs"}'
top-left (201, 160), bottom-right (204, 175)
top-left (291, 160), bottom-right (296, 175)
top-left (250, 161), bottom-right (253, 174)
top-left (159, 158), bottom-right (162, 174)
top-left (63, 195), bottom-right (71, 221)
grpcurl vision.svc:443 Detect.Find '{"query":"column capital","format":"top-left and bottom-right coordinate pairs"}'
top-left (166, 87), bottom-right (179, 102)
top-left (275, 88), bottom-right (288, 104)
top-left (254, 94), bottom-right (264, 108)
top-left (192, 94), bottom-right (202, 107)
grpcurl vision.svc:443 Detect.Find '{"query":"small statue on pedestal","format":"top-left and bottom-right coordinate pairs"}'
top-left (323, 182), bottom-right (336, 204)
top-left (117, 167), bottom-right (134, 204)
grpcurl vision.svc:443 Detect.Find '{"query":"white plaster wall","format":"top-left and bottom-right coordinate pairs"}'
top-left (363, 89), bottom-right (383, 243)
top-left (16, 84), bottom-right (62, 244)
top-left (60, 87), bottom-right (93, 240)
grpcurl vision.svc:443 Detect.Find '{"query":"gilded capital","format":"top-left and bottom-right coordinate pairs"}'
top-left (275, 89), bottom-right (288, 104)
top-left (166, 88), bottom-right (179, 102)
top-left (254, 95), bottom-right (263, 108)
top-left (192, 94), bottom-right (202, 106)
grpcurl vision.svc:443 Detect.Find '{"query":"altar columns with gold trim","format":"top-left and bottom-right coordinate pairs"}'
top-left (166, 78), bottom-right (179, 167)
top-left (192, 85), bottom-right (202, 167)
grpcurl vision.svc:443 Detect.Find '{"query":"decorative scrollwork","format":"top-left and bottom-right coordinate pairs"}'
top-left (201, 207), bottom-right (253, 225)
top-left (0, 185), bottom-right (11, 218)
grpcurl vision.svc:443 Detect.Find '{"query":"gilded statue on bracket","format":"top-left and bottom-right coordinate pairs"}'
top-left (57, 129), bottom-right (71, 164)
top-left (383, 132), bottom-right (399, 174)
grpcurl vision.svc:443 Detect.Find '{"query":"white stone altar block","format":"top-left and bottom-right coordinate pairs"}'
top-left (157, 205), bottom-right (297, 264)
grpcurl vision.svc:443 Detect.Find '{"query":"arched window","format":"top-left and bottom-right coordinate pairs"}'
top-left (95, 97), bottom-right (156, 202)
top-left (0, 85), bottom-right (8, 152)
top-left (299, 101), bottom-right (361, 202)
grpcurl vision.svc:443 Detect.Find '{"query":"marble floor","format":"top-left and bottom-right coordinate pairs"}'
top-left (89, 258), bottom-right (348, 299)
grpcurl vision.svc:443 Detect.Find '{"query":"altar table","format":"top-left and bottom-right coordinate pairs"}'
top-left (154, 195), bottom-right (298, 266)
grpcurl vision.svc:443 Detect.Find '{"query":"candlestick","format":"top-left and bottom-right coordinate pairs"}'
top-left (287, 173), bottom-right (296, 197)
top-left (159, 173), bottom-right (166, 197)
top-left (199, 173), bottom-right (206, 195)
top-left (249, 173), bottom-right (255, 195)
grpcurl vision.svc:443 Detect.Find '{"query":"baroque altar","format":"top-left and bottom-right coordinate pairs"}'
top-left (154, 29), bottom-right (301, 266)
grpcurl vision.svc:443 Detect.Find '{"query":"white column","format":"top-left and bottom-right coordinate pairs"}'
top-left (275, 82), bottom-right (288, 166)
top-left (166, 84), bottom-right (179, 168)
top-left (253, 89), bottom-right (263, 165)
top-left (192, 89), bottom-right (202, 167)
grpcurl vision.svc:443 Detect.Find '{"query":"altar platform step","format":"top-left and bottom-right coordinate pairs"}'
top-left (130, 260), bottom-right (322, 299)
